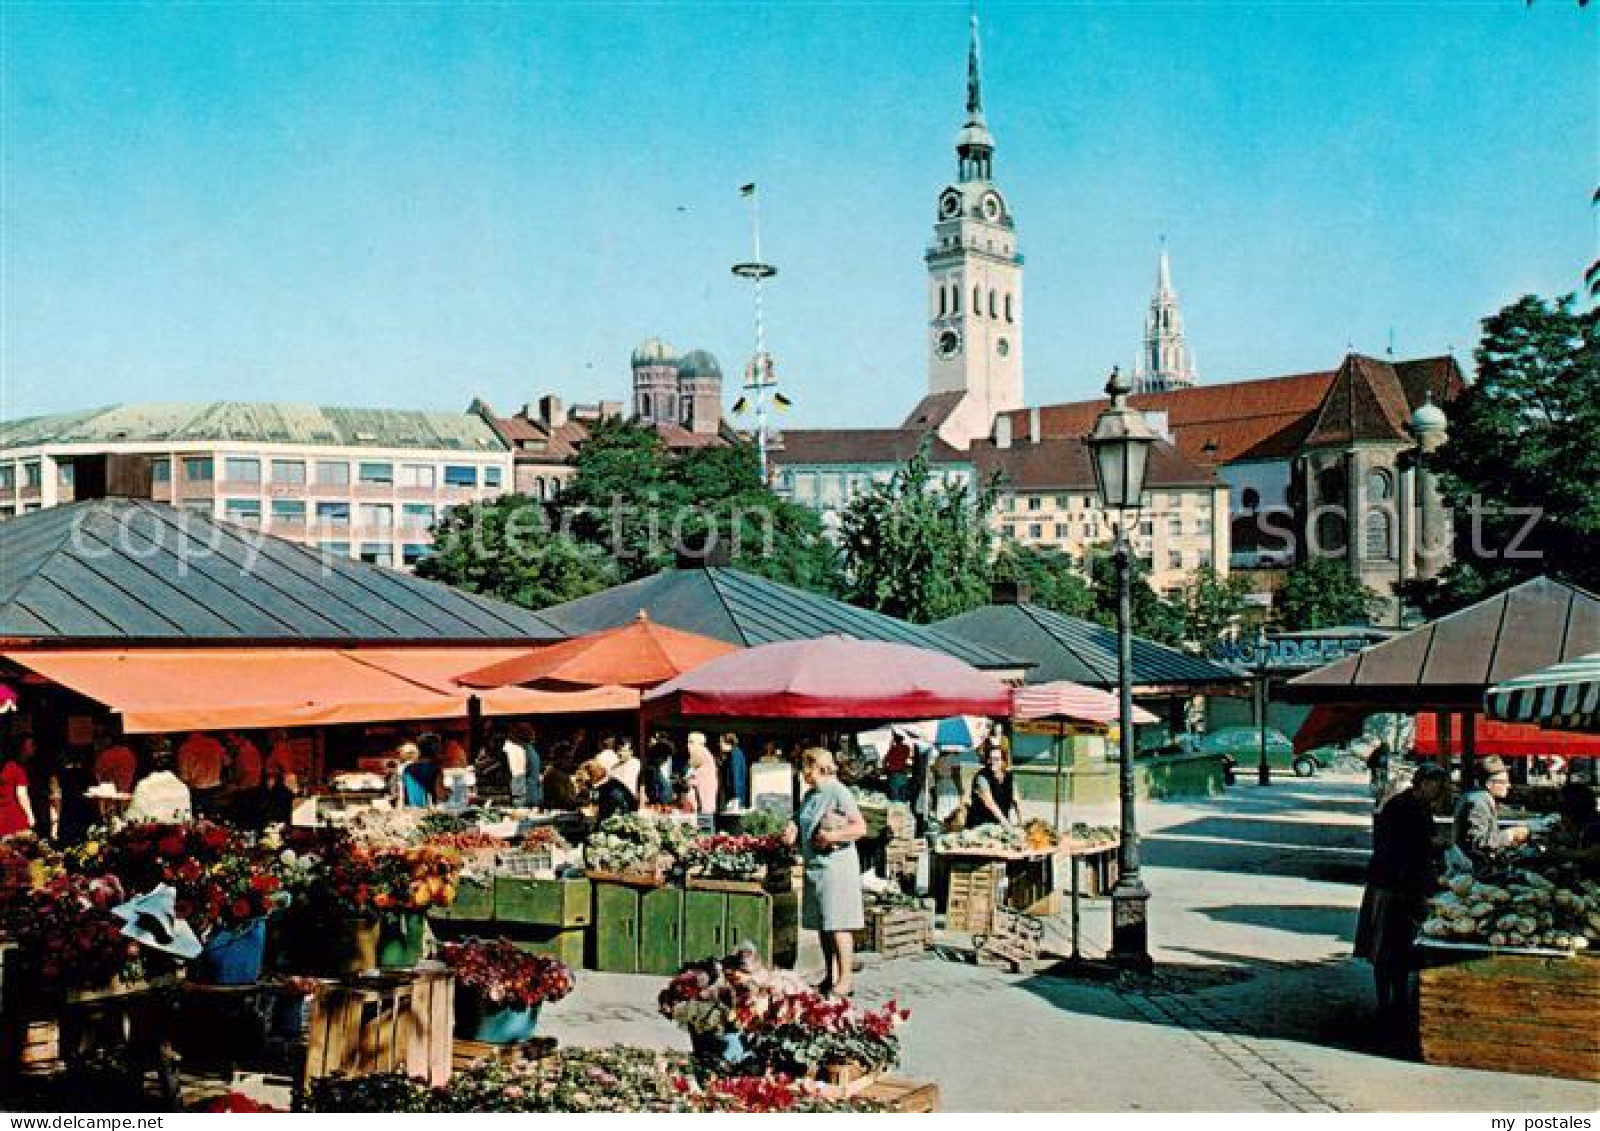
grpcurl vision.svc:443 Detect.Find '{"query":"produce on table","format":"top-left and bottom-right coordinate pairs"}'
top-left (586, 814), bottom-right (696, 877)
top-left (935, 824), bottom-right (1028, 855)
top-left (1421, 869), bottom-right (1600, 952)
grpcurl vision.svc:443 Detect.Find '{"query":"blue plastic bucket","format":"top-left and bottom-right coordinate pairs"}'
top-left (455, 990), bottom-right (541, 1044)
top-left (195, 918), bottom-right (267, 985)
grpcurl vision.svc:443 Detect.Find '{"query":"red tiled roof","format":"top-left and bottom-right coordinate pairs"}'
top-left (1301, 354), bottom-right (1411, 448)
top-left (654, 423), bottom-right (729, 451)
top-left (772, 428), bottom-right (966, 466)
top-left (970, 436), bottom-right (1219, 491)
top-left (1007, 355), bottom-right (1464, 467)
top-left (900, 391), bottom-right (968, 430)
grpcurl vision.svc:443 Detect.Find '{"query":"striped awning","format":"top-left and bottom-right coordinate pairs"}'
top-left (1485, 651), bottom-right (1600, 734)
top-left (1013, 681), bottom-right (1158, 727)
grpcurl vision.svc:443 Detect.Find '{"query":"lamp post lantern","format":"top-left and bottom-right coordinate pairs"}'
top-left (1085, 365), bottom-right (1159, 971)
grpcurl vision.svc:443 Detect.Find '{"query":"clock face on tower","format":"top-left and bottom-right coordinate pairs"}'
top-left (981, 192), bottom-right (1003, 222)
top-left (936, 328), bottom-right (963, 359)
top-left (938, 190), bottom-right (962, 221)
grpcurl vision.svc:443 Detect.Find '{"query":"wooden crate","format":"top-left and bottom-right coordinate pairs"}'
top-left (451, 1035), bottom-right (558, 1072)
top-left (1419, 948), bottom-right (1600, 1082)
top-left (274, 969), bottom-right (454, 1090)
top-left (884, 837), bottom-right (925, 883)
top-left (944, 859), bottom-right (1003, 934)
top-left (494, 876), bottom-right (592, 927)
top-left (975, 909), bottom-right (1044, 972)
top-left (431, 877), bottom-right (495, 922)
top-left (1004, 856), bottom-right (1059, 917)
top-left (859, 1076), bottom-right (939, 1112)
top-left (856, 906), bottom-right (932, 959)
top-left (3, 1019), bottom-right (62, 1077)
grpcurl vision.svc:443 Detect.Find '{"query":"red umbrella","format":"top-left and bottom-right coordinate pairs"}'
top-left (642, 635), bottom-right (1013, 724)
top-left (458, 612), bottom-right (738, 690)
top-left (1014, 681), bottom-right (1157, 728)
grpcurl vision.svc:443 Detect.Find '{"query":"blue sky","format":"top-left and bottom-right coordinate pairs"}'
top-left (2, 2), bottom-right (1594, 427)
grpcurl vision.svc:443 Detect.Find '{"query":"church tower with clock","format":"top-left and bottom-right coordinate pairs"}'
top-left (924, 12), bottom-right (1023, 448)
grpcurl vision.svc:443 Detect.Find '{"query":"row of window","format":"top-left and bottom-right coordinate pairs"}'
top-left (0, 463), bottom-right (43, 490)
top-left (150, 457), bottom-right (503, 489)
top-left (936, 282), bottom-right (1015, 323)
top-left (1003, 492), bottom-right (1199, 513)
top-left (315, 542), bottom-right (432, 568)
top-left (220, 498), bottom-right (439, 528)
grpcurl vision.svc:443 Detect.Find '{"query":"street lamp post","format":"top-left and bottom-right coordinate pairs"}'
top-left (1085, 366), bottom-right (1159, 972)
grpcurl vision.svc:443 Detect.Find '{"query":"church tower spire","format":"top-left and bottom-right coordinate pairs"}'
top-left (1133, 239), bottom-right (1197, 394)
top-left (923, 8), bottom-right (1023, 449)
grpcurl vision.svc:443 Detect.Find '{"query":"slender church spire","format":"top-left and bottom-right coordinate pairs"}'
top-left (955, 8), bottom-right (994, 183)
top-left (1134, 238), bottom-right (1198, 394)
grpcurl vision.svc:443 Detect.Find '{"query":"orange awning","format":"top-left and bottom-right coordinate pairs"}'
top-left (4, 647), bottom-right (638, 734)
top-left (346, 648), bottom-right (638, 717)
top-left (458, 612), bottom-right (738, 690)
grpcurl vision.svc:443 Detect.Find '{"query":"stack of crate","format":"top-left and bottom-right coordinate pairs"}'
top-left (944, 859), bottom-right (1004, 933)
top-left (883, 837), bottom-right (925, 888)
top-left (856, 905), bottom-right (933, 959)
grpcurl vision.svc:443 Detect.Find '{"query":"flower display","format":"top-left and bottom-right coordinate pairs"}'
top-left (0, 871), bottom-right (143, 996)
top-left (438, 938), bottom-right (575, 1011)
top-left (658, 950), bottom-right (909, 1074)
top-left (0, 832), bottom-right (63, 895)
top-left (92, 821), bottom-right (285, 937)
top-left (278, 830), bottom-right (463, 918)
top-left (685, 834), bottom-right (791, 880)
top-left (300, 1047), bottom-right (881, 1113)
top-left (585, 813), bottom-right (695, 877)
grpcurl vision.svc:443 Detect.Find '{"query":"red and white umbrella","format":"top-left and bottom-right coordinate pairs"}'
top-left (1013, 681), bottom-right (1157, 728)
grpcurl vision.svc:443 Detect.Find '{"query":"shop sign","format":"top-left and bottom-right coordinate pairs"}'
top-left (1212, 634), bottom-right (1375, 672)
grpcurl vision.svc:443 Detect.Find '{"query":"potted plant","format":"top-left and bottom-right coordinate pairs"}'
top-left (439, 937), bottom-right (574, 1044)
top-left (370, 843), bottom-right (463, 967)
top-left (0, 871), bottom-right (146, 1004)
top-left (89, 821), bottom-right (285, 985)
top-left (684, 834), bottom-right (791, 890)
top-left (585, 814), bottom-right (694, 885)
top-left (275, 829), bottom-right (383, 975)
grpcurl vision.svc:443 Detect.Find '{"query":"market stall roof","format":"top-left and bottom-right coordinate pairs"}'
top-left (1285, 576), bottom-right (1600, 708)
top-left (642, 635), bottom-right (1014, 725)
top-left (341, 648), bottom-right (638, 717)
top-left (1413, 711), bottom-right (1600, 759)
top-left (1486, 651), bottom-right (1600, 734)
top-left (932, 600), bottom-right (1241, 691)
top-left (0, 499), bottom-right (563, 644)
top-left (457, 613), bottom-right (737, 690)
top-left (1014, 681), bottom-right (1158, 727)
top-left (535, 564), bottom-right (1027, 675)
top-left (3, 647), bottom-right (634, 733)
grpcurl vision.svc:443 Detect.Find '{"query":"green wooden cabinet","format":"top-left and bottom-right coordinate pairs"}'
top-left (724, 891), bottom-right (771, 959)
top-left (494, 877), bottom-right (592, 927)
top-left (638, 887), bottom-right (685, 975)
top-left (593, 881), bottom-right (641, 973)
top-left (681, 889), bottom-right (728, 963)
top-left (432, 877), bottom-right (495, 922)
top-left (511, 927), bottom-right (587, 969)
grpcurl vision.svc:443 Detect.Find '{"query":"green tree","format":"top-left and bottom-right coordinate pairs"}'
top-left (839, 444), bottom-right (995, 623)
top-left (1278, 557), bottom-right (1378, 630)
top-left (1400, 293), bottom-right (1600, 616)
top-left (990, 543), bottom-right (1095, 618)
top-left (416, 494), bottom-right (618, 610)
top-left (1181, 565), bottom-right (1251, 650)
top-left (559, 419), bottom-right (842, 593)
top-left (1085, 544), bottom-right (1186, 645)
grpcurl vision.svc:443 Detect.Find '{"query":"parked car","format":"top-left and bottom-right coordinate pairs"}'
top-left (1181, 727), bottom-right (1322, 779)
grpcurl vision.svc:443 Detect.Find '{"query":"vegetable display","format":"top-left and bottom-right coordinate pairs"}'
top-left (1422, 870), bottom-right (1600, 952)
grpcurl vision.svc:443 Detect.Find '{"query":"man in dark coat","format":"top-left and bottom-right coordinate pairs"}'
top-left (1355, 760), bottom-right (1451, 1046)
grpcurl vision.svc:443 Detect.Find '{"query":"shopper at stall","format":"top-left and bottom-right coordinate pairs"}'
top-left (967, 743), bottom-right (1021, 829)
top-left (716, 733), bottom-right (748, 812)
top-left (16, 737), bottom-right (49, 837)
top-left (52, 746), bottom-right (95, 844)
top-left (883, 731), bottom-right (914, 804)
top-left (642, 736), bottom-right (675, 807)
top-left (612, 737), bottom-right (641, 797)
top-left (93, 733), bottom-right (138, 795)
top-left (0, 741), bottom-right (36, 837)
top-left (785, 747), bottom-right (867, 999)
top-left (1453, 756), bottom-right (1529, 871)
top-left (584, 758), bottom-right (639, 824)
top-left (473, 728), bottom-right (513, 804)
top-left (685, 733), bottom-right (719, 816)
top-left (400, 737), bottom-right (447, 808)
top-left (541, 742), bottom-right (582, 812)
top-left (126, 740), bottom-right (193, 823)
top-left (226, 732), bottom-right (264, 791)
top-left (1354, 760), bottom-right (1451, 1043)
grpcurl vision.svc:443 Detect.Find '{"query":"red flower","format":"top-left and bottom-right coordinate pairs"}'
top-left (157, 834), bottom-right (186, 858)
top-left (231, 898), bottom-right (253, 921)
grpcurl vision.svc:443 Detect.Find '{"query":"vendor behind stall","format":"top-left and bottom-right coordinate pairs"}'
top-left (126, 739), bottom-right (192, 823)
top-left (1453, 756), bottom-right (1529, 871)
top-left (400, 737), bottom-right (447, 808)
top-left (584, 758), bottom-right (638, 824)
top-left (966, 741), bottom-right (1020, 830)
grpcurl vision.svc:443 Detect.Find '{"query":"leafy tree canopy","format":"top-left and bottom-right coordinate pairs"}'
top-left (1278, 557), bottom-right (1378, 630)
top-left (1402, 293), bottom-right (1600, 616)
top-left (1181, 564), bottom-right (1252, 650)
top-left (1085, 544), bottom-right (1187, 646)
top-left (416, 494), bottom-right (618, 610)
top-left (839, 445), bottom-right (995, 623)
top-left (990, 543), bottom-right (1094, 618)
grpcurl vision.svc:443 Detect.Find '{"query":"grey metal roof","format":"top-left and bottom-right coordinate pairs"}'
top-left (1, 403), bottom-right (508, 452)
top-left (0, 499), bottom-right (563, 644)
top-left (932, 601), bottom-right (1241, 690)
top-left (536, 566), bottom-right (1028, 673)
top-left (1286, 575), bottom-right (1600, 708)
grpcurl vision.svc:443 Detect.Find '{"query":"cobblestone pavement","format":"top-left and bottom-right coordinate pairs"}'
top-left (540, 773), bottom-right (1600, 1112)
